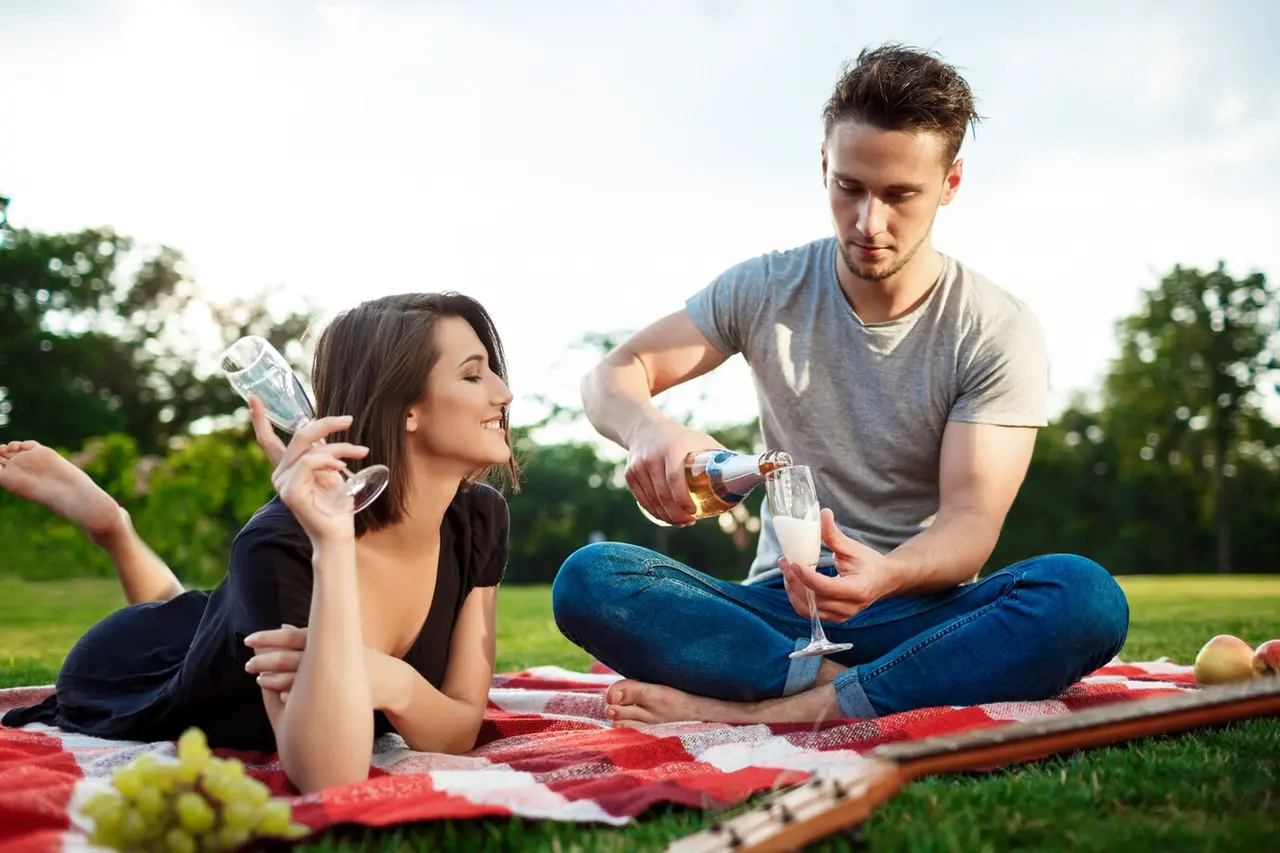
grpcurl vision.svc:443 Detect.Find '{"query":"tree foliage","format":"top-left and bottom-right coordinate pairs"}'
top-left (1, 223), bottom-right (1276, 583)
top-left (0, 227), bottom-right (315, 454)
top-left (1102, 263), bottom-right (1279, 573)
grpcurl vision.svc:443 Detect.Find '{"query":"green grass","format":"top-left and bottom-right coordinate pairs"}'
top-left (3, 575), bottom-right (1279, 851)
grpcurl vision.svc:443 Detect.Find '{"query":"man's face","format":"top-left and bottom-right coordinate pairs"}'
top-left (822, 121), bottom-right (962, 283)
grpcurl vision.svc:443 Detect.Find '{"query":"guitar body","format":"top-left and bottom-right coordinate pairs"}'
top-left (667, 677), bottom-right (1280, 853)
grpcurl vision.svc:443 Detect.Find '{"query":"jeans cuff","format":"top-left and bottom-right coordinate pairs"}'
top-left (781, 638), bottom-right (823, 696)
top-left (832, 669), bottom-right (878, 719)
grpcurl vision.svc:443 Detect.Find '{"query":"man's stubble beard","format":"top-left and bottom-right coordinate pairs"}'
top-left (837, 228), bottom-right (930, 283)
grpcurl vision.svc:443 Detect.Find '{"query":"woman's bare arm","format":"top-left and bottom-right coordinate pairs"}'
top-left (261, 539), bottom-right (373, 793)
top-left (371, 585), bottom-right (497, 754)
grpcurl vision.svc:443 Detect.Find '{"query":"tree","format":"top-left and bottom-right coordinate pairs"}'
top-left (497, 330), bottom-right (771, 583)
top-left (1102, 263), bottom-right (1278, 573)
top-left (0, 194), bottom-right (12, 246)
top-left (0, 226), bottom-right (316, 454)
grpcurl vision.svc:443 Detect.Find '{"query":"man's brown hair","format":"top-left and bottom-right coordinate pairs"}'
top-left (309, 291), bottom-right (520, 537)
top-left (822, 43), bottom-right (983, 164)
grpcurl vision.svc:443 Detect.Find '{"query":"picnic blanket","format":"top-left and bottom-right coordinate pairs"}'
top-left (0, 658), bottom-right (1198, 852)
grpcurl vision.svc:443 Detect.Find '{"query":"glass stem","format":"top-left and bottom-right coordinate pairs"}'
top-left (292, 417), bottom-right (355, 488)
top-left (805, 585), bottom-right (827, 642)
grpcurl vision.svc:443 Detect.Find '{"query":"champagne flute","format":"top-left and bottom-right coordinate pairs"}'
top-left (765, 465), bottom-right (853, 659)
top-left (221, 335), bottom-right (390, 514)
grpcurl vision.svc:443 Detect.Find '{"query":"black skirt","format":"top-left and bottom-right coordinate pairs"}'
top-left (1, 590), bottom-right (250, 744)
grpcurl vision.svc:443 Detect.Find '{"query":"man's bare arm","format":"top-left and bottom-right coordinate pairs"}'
top-left (581, 310), bottom-right (728, 447)
top-left (581, 310), bottom-right (730, 525)
top-left (883, 420), bottom-right (1037, 595)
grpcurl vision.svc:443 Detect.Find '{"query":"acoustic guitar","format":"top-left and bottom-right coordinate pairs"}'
top-left (666, 676), bottom-right (1280, 852)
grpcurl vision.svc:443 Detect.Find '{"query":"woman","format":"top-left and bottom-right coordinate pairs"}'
top-left (0, 292), bottom-right (518, 794)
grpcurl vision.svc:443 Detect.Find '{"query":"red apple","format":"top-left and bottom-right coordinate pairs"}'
top-left (1193, 634), bottom-right (1256, 685)
top-left (1252, 640), bottom-right (1280, 677)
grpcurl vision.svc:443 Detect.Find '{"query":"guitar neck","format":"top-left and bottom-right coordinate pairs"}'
top-left (666, 677), bottom-right (1280, 853)
top-left (875, 676), bottom-right (1280, 777)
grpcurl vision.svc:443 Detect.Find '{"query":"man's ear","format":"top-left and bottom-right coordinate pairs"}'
top-left (940, 158), bottom-right (963, 205)
top-left (820, 145), bottom-right (828, 188)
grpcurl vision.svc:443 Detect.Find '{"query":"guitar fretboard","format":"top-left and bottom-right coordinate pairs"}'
top-left (665, 676), bottom-right (1280, 853)
top-left (871, 677), bottom-right (1280, 764)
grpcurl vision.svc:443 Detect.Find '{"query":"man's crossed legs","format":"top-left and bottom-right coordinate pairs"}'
top-left (551, 543), bottom-right (1129, 726)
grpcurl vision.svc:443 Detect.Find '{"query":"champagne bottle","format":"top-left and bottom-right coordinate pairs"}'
top-left (639, 448), bottom-right (793, 525)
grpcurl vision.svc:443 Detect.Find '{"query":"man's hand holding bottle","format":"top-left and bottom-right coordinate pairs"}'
top-left (623, 418), bottom-right (724, 527)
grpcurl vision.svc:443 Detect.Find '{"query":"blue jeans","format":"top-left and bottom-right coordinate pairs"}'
top-left (551, 544), bottom-right (1129, 719)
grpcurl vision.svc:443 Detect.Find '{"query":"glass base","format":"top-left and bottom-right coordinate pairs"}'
top-left (345, 465), bottom-right (391, 513)
top-left (789, 639), bottom-right (853, 659)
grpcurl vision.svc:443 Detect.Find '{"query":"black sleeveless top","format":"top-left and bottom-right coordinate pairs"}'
top-left (1, 484), bottom-right (508, 752)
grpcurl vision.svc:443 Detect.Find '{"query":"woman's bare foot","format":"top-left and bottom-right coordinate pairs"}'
top-left (604, 679), bottom-right (756, 728)
top-left (0, 440), bottom-right (125, 544)
top-left (0, 440), bottom-right (183, 604)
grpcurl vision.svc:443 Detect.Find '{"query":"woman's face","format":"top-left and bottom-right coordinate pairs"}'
top-left (407, 315), bottom-right (514, 470)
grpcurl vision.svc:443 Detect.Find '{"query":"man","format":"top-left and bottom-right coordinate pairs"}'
top-left (551, 44), bottom-right (1129, 727)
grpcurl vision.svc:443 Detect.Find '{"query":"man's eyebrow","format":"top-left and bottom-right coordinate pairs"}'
top-left (830, 172), bottom-right (925, 192)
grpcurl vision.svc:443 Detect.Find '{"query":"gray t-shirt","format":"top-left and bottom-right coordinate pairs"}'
top-left (685, 237), bottom-right (1048, 584)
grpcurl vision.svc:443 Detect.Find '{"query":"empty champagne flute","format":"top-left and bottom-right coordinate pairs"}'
top-left (765, 465), bottom-right (853, 659)
top-left (221, 335), bottom-right (390, 514)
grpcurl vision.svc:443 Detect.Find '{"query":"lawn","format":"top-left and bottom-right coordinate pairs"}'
top-left (2, 575), bottom-right (1279, 851)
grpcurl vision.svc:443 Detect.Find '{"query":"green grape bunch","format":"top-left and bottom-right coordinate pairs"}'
top-left (77, 727), bottom-right (309, 852)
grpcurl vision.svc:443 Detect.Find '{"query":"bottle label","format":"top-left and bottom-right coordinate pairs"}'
top-left (706, 451), bottom-right (765, 504)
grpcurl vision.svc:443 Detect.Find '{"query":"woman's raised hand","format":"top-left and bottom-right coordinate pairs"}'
top-left (248, 396), bottom-right (289, 467)
top-left (266, 412), bottom-right (369, 544)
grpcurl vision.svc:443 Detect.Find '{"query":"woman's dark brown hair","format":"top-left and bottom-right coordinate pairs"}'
top-left (308, 292), bottom-right (520, 536)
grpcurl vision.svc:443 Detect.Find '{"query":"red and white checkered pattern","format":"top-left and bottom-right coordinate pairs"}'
top-left (0, 659), bottom-right (1197, 852)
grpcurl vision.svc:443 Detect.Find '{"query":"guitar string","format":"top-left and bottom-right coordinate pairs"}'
top-left (684, 677), bottom-right (857, 843)
top-left (677, 768), bottom-right (862, 851)
top-left (669, 677), bottom-right (1280, 849)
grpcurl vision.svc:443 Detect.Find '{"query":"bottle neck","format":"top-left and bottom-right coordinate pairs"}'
top-left (759, 449), bottom-right (793, 472)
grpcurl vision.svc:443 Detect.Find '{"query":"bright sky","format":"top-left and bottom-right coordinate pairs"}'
top-left (4, 0), bottom-right (1278, 449)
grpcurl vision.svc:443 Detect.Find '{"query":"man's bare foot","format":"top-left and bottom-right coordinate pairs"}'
top-left (0, 440), bottom-right (124, 543)
top-left (604, 679), bottom-right (757, 728)
top-left (604, 677), bottom-right (846, 729)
